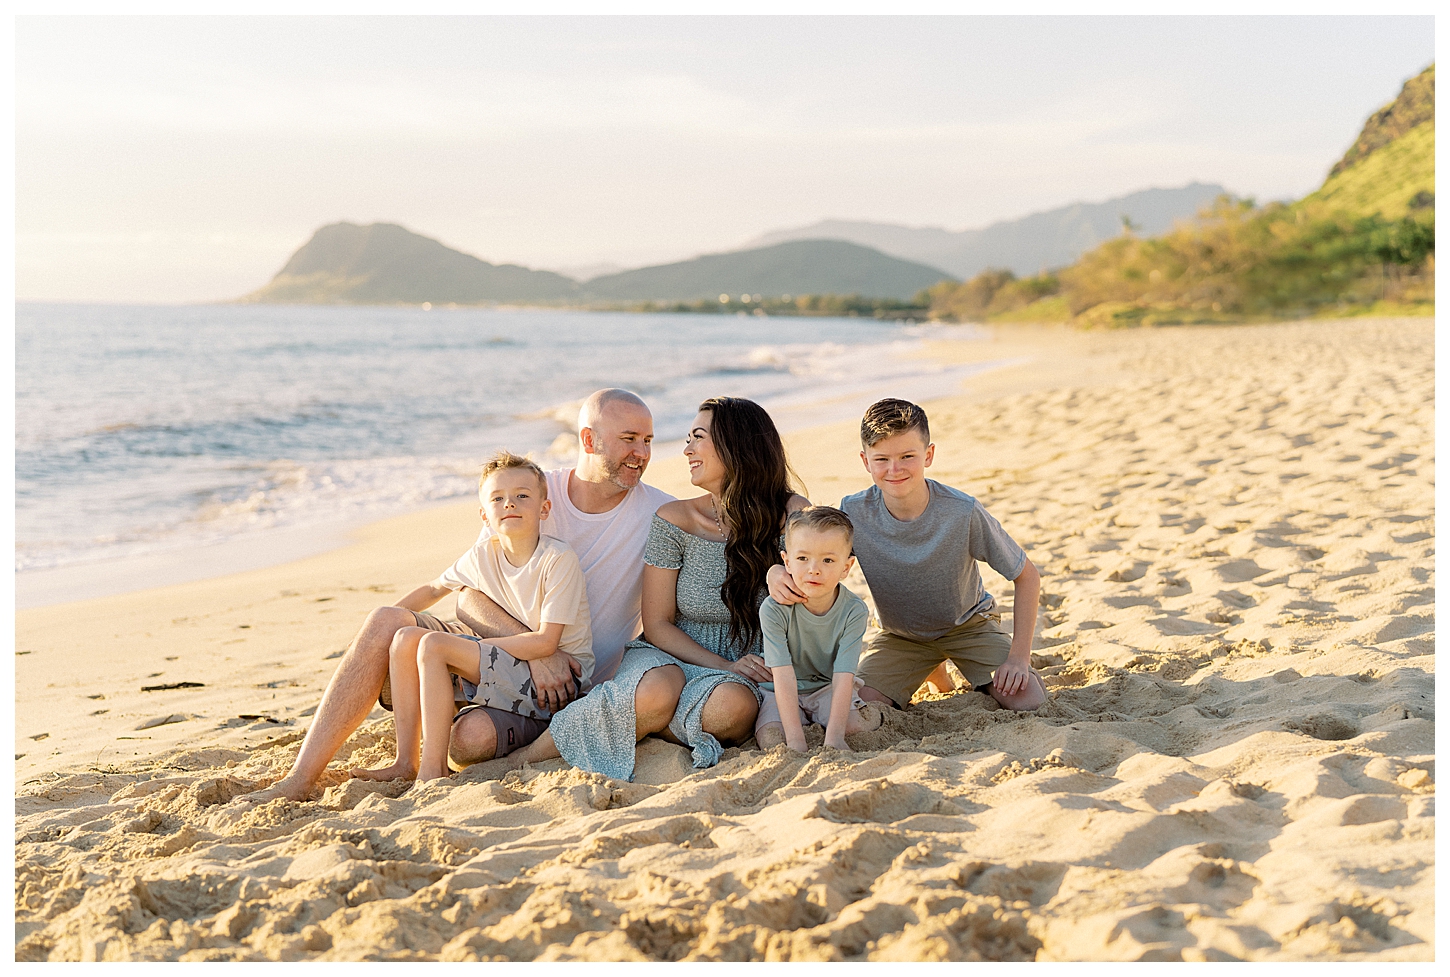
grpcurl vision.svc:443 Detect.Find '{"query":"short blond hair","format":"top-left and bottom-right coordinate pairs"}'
top-left (478, 450), bottom-right (547, 498)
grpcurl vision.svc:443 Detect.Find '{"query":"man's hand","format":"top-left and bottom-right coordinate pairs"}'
top-left (993, 653), bottom-right (1033, 697)
top-left (766, 565), bottom-right (808, 605)
top-left (528, 652), bottom-right (583, 713)
top-left (726, 653), bottom-right (773, 684)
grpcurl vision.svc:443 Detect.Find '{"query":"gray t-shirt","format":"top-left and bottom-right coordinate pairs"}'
top-left (841, 480), bottom-right (1026, 640)
top-left (759, 585), bottom-right (870, 692)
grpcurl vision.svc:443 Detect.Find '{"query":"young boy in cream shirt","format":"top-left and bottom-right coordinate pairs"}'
top-left (353, 451), bottom-right (593, 783)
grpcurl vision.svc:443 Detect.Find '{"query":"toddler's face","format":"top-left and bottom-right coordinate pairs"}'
top-left (480, 469), bottom-right (550, 538)
top-left (781, 526), bottom-right (854, 598)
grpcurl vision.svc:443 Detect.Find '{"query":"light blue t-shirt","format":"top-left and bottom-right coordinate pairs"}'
top-left (759, 585), bottom-right (870, 693)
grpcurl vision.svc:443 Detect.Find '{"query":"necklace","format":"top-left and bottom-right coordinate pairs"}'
top-left (709, 495), bottom-right (728, 540)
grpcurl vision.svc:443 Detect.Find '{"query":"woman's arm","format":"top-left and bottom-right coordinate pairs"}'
top-left (640, 564), bottom-right (771, 680)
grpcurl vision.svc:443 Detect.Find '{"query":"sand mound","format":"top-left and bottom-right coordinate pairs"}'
top-left (15, 318), bottom-right (1433, 960)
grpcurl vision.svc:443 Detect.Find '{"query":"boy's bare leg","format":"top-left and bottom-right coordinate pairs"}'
top-left (859, 685), bottom-right (897, 708)
top-left (415, 633), bottom-right (484, 781)
top-left (352, 627), bottom-right (429, 781)
top-left (239, 605), bottom-right (416, 803)
top-left (923, 660), bottom-right (959, 694)
top-left (756, 722), bottom-right (786, 749)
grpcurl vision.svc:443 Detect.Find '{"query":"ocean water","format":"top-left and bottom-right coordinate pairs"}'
top-left (15, 303), bottom-right (1003, 585)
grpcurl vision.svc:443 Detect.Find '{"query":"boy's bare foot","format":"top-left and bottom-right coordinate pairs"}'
top-left (235, 775), bottom-right (313, 805)
top-left (417, 762), bottom-right (454, 782)
top-left (855, 701), bottom-right (885, 731)
top-left (755, 722), bottom-right (786, 749)
top-left (349, 760), bottom-right (417, 782)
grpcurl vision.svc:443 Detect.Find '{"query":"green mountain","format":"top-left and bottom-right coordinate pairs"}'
top-left (580, 240), bottom-right (952, 303)
top-left (241, 222), bottom-right (580, 305)
top-left (243, 225), bottom-right (952, 306)
top-left (929, 64), bottom-right (1435, 325)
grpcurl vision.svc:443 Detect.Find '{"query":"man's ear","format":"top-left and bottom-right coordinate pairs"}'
top-left (579, 427), bottom-right (595, 455)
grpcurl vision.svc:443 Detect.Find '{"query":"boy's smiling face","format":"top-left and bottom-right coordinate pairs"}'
top-left (480, 468), bottom-right (550, 540)
top-left (781, 525), bottom-right (855, 604)
top-left (860, 428), bottom-right (934, 504)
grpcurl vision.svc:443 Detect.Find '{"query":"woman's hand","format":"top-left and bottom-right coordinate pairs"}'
top-left (726, 654), bottom-right (773, 684)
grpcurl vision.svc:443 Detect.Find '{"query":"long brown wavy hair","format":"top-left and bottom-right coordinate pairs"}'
top-left (698, 396), bottom-right (800, 653)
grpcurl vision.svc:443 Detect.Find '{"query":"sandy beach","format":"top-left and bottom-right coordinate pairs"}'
top-left (15, 317), bottom-right (1433, 961)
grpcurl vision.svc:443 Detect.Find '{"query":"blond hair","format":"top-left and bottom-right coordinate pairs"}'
top-left (478, 450), bottom-right (547, 498)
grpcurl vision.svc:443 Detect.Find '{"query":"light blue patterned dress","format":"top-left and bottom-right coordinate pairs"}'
top-left (548, 514), bottom-right (765, 781)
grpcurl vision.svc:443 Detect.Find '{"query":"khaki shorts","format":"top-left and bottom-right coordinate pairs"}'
top-left (856, 613), bottom-right (1011, 708)
top-left (755, 676), bottom-right (868, 734)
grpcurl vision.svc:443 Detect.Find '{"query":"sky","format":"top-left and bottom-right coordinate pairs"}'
top-left (14, 15), bottom-right (1436, 304)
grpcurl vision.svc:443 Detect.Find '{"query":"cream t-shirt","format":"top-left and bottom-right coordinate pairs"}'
top-left (471, 468), bottom-right (673, 682)
top-left (439, 533), bottom-right (595, 682)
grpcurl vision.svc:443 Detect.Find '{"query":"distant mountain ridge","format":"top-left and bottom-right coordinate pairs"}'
top-left (243, 228), bottom-right (952, 305)
top-left (744, 183), bottom-right (1228, 279)
top-left (581, 240), bottom-right (950, 302)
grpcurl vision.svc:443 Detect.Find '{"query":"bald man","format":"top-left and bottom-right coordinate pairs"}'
top-left (242, 389), bottom-right (676, 803)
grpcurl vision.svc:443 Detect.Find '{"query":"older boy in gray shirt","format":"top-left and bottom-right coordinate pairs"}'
top-left (768, 398), bottom-right (1046, 712)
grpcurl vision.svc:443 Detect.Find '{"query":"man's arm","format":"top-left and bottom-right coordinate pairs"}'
top-left (992, 558), bottom-right (1040, 696)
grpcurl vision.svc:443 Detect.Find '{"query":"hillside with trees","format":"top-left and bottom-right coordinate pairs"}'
top-left (927, 65), bottom-right (1434, 326)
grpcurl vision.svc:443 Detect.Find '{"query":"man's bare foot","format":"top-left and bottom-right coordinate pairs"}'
top-left (236, 775), bottom-right (313, 805)
top-left (349, 760), bottom-right (417, 782)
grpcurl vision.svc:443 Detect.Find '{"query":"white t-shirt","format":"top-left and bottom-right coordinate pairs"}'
top-left (471, 468), bottom-right (673, 682)
top-left (438, 533), bottom-right (595, 682)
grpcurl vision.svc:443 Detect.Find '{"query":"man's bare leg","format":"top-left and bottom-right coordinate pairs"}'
top-left (449, 709), bottom-right (499, 769)
top-left (351, 627), bottom-right (429, 782)
top-left (240, 605), bottom-right (416, 803)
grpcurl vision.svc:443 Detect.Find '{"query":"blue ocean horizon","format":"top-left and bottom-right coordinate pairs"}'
top-left (15, 302), bottom-right (1003, 598)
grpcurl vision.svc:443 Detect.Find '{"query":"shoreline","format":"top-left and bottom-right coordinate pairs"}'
top-left (15, 318), bottom-right (1432, 961)
top-left (14, 328), bottom-right (1024, 610)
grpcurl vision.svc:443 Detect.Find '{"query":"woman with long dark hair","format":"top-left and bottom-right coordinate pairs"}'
top-left (491, 396), bottom-right (807, 781)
